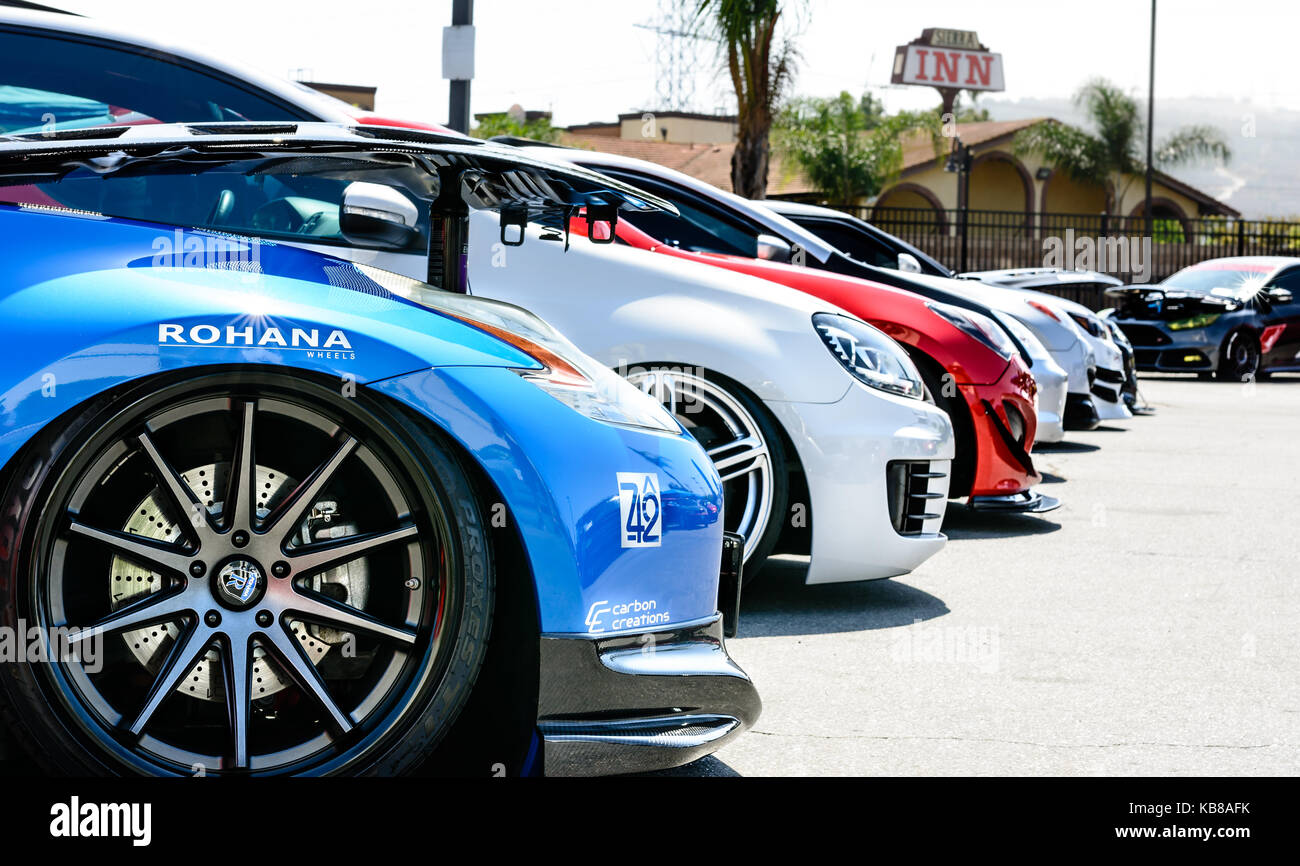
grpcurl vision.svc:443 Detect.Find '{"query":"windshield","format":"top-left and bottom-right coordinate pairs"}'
top-left (0, 154), bottom-right (436, 250)
top-left (1163, 265), bottom-right (1272, 297)
top-left (591, 168), bottom-right (758, 257)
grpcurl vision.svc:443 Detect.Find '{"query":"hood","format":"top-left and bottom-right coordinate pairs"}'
top-left (960, 267), bottom-right (1123, 291)
top-left (1105, 284), bottom-right (1242, 321)
top-left (893, 270), bottom-right (1082, 346)
top-left (0, 204), bottom-right (545, 379)
top-left (464, 210), bottom-right (875, 405)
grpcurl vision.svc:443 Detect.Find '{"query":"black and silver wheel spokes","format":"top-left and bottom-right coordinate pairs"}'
top-left (627, 369), bottom-right (773, 562)
top-left (45, 392), bottom-right (440, 774)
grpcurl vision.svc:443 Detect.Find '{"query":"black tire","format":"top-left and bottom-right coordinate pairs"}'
top-left (910, 351), bottom-right (976, 499)
top-left (1217, 329), bottom-right (1260, 382)
top-left (625, 366), bottom-right (787, 581)
top-left (0, 368), bottom-right (492, 776)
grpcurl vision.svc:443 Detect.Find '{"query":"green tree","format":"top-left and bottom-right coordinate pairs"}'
top-left (691, 0), bottom-right (801, 199)
top-left (1014, 77), bottom-right (1231, 216)
top-left (470, 113), bottom-right (561, 144)
top-left (775, 91), bottom-right (942, 202)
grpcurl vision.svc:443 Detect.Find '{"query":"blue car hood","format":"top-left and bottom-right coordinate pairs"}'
top-left (0, 204), bottom-right (539, 381)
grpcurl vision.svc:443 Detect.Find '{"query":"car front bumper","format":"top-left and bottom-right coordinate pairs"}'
top-left (537, 614), bottom-right (760, 776)
top-left (1031, 359), bottom-right (1069, 443)
top-left (1090, 364), bottom-right (1134, 420)
top-left (1114, 318), bottom-right (1223, 372)
top-left (1065, 392), bottom-right (1101, 430)
top-left (766, 381), bottom-right (954, 584)
top-left (962, 355), bottom-right (1043, 501)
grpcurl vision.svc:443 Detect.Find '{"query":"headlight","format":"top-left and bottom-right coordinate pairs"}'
top-left (1168, 312), bottom-right (1222, 331)
top-left (1071, 312), bottom-right (1102, 335)
top-left (993, 312), bottom-right (1044, 366)
top-left (1068, 311), bottom-right (1107, 340)
top-left (813, 313), bottom-right (924, 399)
top-left (356, 264), bottom-right (680, 432)
top-left (927, 302), bottom-right (1018, 360)
top-left (1105, 319), bottom-right (1132, 349)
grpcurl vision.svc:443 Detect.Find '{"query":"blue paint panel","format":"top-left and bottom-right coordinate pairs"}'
top-left (372, 366), bottom-right (724, 634)
top-left (0, 205), bottom-right (538, 465)
top-left (0, 206), bottom-right (725, 636)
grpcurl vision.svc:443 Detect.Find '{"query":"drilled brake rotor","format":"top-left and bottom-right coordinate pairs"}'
top-left (109, 462), bottom-right (368, 702)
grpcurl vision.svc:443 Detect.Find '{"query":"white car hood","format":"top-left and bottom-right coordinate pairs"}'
top-left (464, 210), bottom-right (869, 405)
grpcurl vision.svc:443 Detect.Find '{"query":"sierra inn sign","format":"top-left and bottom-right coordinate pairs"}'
top-left (891, 28), bottom-right (1005, 95)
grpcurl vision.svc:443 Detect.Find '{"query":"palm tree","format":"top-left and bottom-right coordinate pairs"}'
top-left (691, 0), bottom-right (800, 199)
top-left (1015, 77), bottom-right (1231, 217)
top-left (774, 92), bottom-right (943, 203)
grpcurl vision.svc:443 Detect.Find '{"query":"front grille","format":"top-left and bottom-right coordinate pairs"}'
top-left (1091, 382), bottom-right (1121, 403)
top-left (1003, 401), bottom-right (1027, 444)
top-left (1135, 349), bottom-right (1161, 367)
top-left (1118, 323), bottom-right (1172, 346)
top-left (1095, 367), bottom-right (1125, 384)
top-left (887, 461), bottom-right (946, 535)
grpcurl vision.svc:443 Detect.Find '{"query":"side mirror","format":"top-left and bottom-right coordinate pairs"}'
top-left (756, 233), bottom-right (792, 263)
top-left (340, 181), bottom-right (420, 249)
top-left (897, 252), bottom-right (924, 273)
top-left (1266, 286), bottom-right (1294, 304)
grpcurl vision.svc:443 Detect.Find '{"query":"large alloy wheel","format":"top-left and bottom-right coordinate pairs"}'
top-left (1217, 329), bottom-right (1260, 382)
top-left (0, 371), bottom-right (492, 775)
top-left (626, 367), bottom-right (787, 574)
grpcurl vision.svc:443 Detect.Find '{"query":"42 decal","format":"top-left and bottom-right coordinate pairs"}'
top-left (617, 472), bottom-right (662, 547)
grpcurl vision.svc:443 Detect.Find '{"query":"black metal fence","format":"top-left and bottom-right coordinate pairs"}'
top-left (827, 205), bottom-right (1300, 285)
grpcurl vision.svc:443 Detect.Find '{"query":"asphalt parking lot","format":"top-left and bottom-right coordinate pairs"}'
top-left (679, 375), bottom-right (1300, 776)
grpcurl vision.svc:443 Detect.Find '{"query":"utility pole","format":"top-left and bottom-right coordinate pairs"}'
top-left (945, 137), bottom-right (972, 273)
top-left (1144, 0), bottom-right (1156, 235)
top-left (634, 0), bottom-right (708, 113)
top-left (444, 0), bottom-right (475, 134)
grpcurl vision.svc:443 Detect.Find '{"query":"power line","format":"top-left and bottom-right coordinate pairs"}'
top-left (635, 0), bottom-right (712, 112)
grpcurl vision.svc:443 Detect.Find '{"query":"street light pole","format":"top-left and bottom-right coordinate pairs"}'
top-left (1144, 0), bottom-right (1156, 235)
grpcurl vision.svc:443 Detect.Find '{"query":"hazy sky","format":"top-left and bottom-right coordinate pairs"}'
top-left (59, 0), bottom-right (1298, 125)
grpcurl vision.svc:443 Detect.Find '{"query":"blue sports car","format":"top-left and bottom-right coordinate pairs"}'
top-left (0, 184), bottom-right (757, 774)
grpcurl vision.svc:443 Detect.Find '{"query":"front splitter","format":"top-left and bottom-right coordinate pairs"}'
top-left (969, 490), bottom-right (1062, 513)
top-left (536, 615), bottom-right (761, 776)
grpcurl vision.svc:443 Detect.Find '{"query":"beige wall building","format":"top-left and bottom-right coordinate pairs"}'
top-left (873, 119), bottom-right (1239, 230)
top-left (615, 111), bottom-right (738, 144)
top-left (562, 113), bottom-right (1238, 229)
